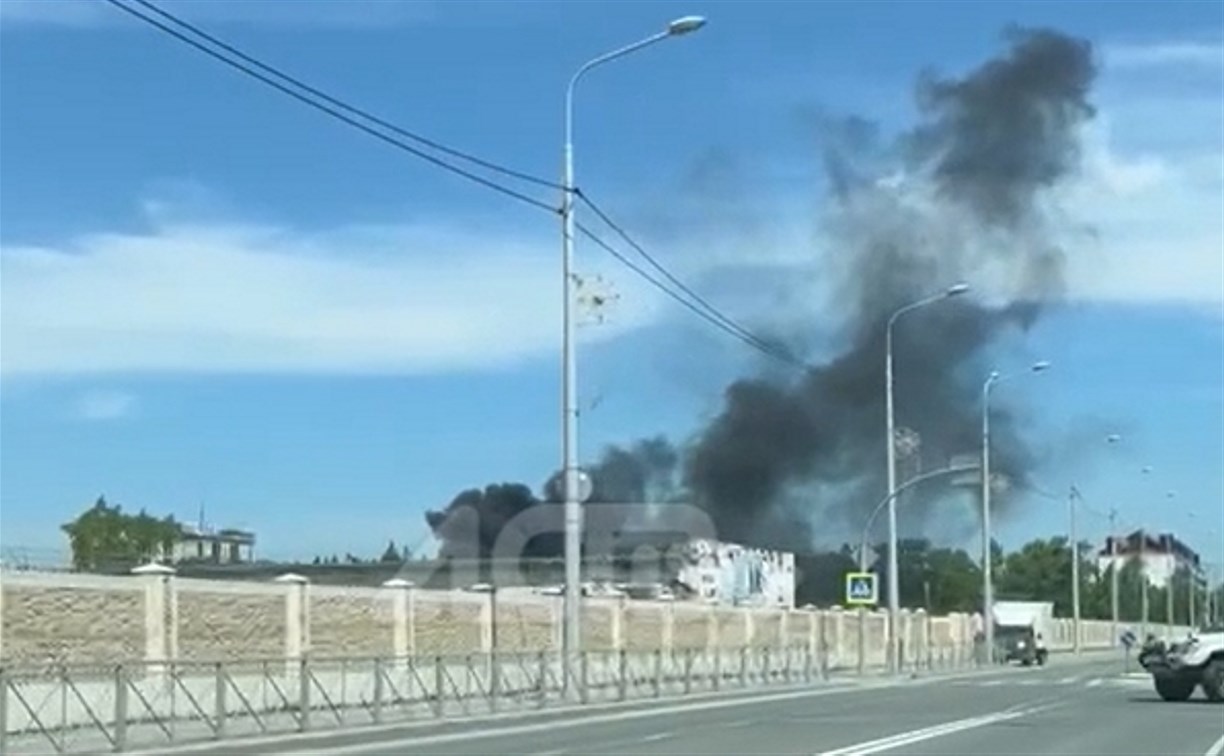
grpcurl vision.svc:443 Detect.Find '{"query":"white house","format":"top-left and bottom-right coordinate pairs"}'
top-left (1097, 530), bottom-right (1201, 588)
top-left (675, 538), bottom-right (795, 608)
top-left (166, 522), bottom-right (256, 564)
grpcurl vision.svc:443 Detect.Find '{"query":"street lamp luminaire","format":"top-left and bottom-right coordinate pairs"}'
top-left (884, 282), bottom-right (969, 673)
top-left (981, 360), bottom-right (1050, 662)
top-left (560, 16), bottom-right (705, 699)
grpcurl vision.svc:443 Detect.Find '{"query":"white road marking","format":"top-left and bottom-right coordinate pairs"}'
top-left (980, 680), bottom-right (1004, 687)
top-left (1205, 732), bottom-right (1224, 756)
top-left (266, 679), bottom-right (916, 756)
top-left (1086, 678), bottom-right (1103, 688)
top-left (640, 732), bottom-right (672, 742)
top-left (1058, 676), bottom-right (1079, 684)
top-left (816, 704), bottom-right (1052, 756)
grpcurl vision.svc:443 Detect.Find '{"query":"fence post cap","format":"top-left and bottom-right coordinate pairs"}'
top-left (274, 572), bottom-right (309, 584)
top-left (381, 578), bottom-right (415, 588)
top-left (131, 562), bottom-right (175, 575)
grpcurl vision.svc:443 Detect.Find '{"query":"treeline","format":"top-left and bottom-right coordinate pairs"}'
top-left (310, 540), bottom-right (414, 566)
top-left (58, 499), bottom-right (1221, 625)
top-left (810, 536), bottom-right (1218, 625)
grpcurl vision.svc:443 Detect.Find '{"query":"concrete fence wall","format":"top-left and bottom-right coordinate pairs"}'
top-left (0, 568), bottom-right (1182, 669)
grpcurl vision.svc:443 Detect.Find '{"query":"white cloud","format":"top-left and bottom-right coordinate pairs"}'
top-left (1057, 119), bottom-right (1224, 311)
top-left (0, 217), bottom-right (664, 377)
top-left (1103, 41), bottom-right (1224, 70)
top-left (74, 390), bottom-right (137, 421)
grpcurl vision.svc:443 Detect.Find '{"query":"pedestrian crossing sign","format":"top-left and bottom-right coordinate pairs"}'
top-left (845, 572), bottom-right (878, 606)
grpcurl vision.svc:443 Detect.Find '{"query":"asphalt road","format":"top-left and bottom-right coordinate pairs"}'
top-left (153, 655), bottom-right (1224, 756)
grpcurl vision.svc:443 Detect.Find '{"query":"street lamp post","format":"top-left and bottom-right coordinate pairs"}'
top-left (560, 15), bottom-right (705, 698)
top-left (859, 464), bottom-right (981, 571)
top-left (1105, 434), bottom-right (1121, 643)
top-left (981, 361), bottom-right (1050, 663)
top-left (884, 284), bottom-right (968, 673)
top-left (1187, 513), bottom-right (1197, 630)
top-left (1164, 492), bottom-right (1176, 634)
top-left (1109, 508), bottom-right (1120, 641)
top-left (1069, 485), bottom-right (1082, 655)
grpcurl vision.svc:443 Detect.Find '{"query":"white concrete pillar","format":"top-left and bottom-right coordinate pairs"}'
top-left (478, 593), bottom-right (493, 653)
top-left (661, 599), bottom-right (675, 652)
top-left (381, 578), bottom-right (415, 660)
top-left (275, 573), bottom-right (310, 665)
top-left (900, 609), bottom-right (913, 664)
top-left (831, 607), bottom-right (846, 666)
top-left (551, 594), bottom-right (563, 652)
top-left (132, 562), bottom-right (176, 667)
top-left (743, 607), bottom-right (756, 647)
top-left (779, 610), bottom-right (790, 650)
top-left (808, 610), bottom-right (818, 658)
top-left (612, 594), bottom-right (626, 650)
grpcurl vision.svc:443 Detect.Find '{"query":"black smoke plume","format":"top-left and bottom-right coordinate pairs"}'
top-left (428, 27), bottom-right (1096, 558)
top-left (425, 437), bottom-right (679, 560)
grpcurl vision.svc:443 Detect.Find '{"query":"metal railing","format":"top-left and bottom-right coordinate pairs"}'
top-left (1, 642), bottom-right (975, 754)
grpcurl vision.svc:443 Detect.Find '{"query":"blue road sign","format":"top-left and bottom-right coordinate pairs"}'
top-left (1120, 629), bottom-right (1137, 649)
top-left (845, 572), bottom-right (878, 606)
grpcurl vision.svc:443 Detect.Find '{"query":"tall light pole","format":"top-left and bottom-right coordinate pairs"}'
top-left (981, 360), bottom-right (1050, 663)
top-left (1165, 491), bottom-right (1177, 634)
top-left (1187, 512), bottom-right (1197, 629)
top-left (1109, 507), bottom-right (1120, 639)
top-left (1139, 466), bottom-right (1153, 640)
top-left (560, 15), bottom-right (706, 697)
top-left (1206, 529), bottom-right (1219, 627)
top-left (1105, 433), bottom-right (1122, 643)
top-left (884, 283), bottom-right (969, 673)
top-left (1069, 485), bottom-right (1082, 655)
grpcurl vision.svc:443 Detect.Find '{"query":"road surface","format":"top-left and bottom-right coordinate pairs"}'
top-left (150, 656), bottom-right (1224, 756)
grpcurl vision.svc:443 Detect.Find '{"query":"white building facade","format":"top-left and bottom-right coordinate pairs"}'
top-left (676, 538), bottom-right (795, 608)
top-left (1097, 531), bottom-right (1201, 588)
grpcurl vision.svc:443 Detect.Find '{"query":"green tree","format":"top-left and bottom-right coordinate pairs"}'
top-left (995, 537), bottom-right (1079, 615)
top-left (870, 539), bottom-right (983, 615)
top-left (924, 546), bottom-right (983, 613)
top-left (61, 496), bottom-right (179, 571)
top-left (380, 540), bottom-right (402, 564)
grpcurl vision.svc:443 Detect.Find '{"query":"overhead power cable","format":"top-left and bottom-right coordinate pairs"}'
top-left (574, 222), bottom-right (808, 370)
top-left (575, 189), bottom-right (801, 365)
top-left (120, 0), bottom-right (562, 191)
top-left (104, 0), bottom-right (557, 213)
top-left (105, 0), bottom-right (807, 371)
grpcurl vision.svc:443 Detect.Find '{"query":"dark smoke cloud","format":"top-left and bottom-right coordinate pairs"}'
top-left (683, 26), bottom-right (1094, 545)
top-left (910, 27), bottom-right (1096, 229)
top-left (425, 437), bottom-right (680, 559)
top-left (428, 27), bottom-right (1097, 558)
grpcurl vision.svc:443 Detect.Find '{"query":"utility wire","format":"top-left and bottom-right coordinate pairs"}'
top-left (574, 223), bottom-right (808, 370)
top-left (104, 0), bottom-right (558, 214)
top-left (106, 0), bottom-right (808, 370)
top-left (575, 189), bottom-right (800, 363)
top-left (122, 0), bottom-right (561, 191)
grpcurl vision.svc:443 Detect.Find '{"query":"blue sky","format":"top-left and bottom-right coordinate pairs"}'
top-left (1, 0), bottom-right (1221, 567)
